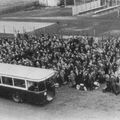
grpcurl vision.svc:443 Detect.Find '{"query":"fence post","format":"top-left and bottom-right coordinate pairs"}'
top-left (3, 25), bottom-right (5, 33)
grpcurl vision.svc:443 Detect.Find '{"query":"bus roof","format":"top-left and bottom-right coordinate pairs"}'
top-left (0, 63), bottom-right (56, 82)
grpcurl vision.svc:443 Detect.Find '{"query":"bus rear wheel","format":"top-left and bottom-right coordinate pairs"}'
top-left (12, 93), bottom-right (23, 103)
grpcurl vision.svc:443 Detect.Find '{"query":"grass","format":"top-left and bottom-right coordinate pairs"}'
top-left (0, 7), bottom-right (72, 17)
top-left (0, 0), bottom-right (40, 15)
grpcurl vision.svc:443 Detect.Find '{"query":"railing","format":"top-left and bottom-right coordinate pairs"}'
top-left (93, 5), bottom-right (120, 16)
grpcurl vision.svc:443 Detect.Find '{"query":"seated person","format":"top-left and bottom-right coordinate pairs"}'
top-left (28, 82), bottom-right (39, 91)
top-left (103, 74), bottom-right (120, 95)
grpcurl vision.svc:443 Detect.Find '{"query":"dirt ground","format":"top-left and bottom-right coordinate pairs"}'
top-left (0, 85), bottom-right (120, 120)
top-left (47, 85), bottom-right (120, 120)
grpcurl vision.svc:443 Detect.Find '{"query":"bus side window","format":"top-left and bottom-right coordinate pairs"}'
top-left (2, 77), bottom-right (13, 85)
top-left (14, 79), bottom-right (25, 88)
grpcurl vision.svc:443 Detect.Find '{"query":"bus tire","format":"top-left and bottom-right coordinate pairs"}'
top-left (12, 93), bottom-right (23, 103)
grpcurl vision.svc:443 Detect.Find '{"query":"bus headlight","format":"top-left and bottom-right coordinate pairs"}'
top-left (44, 92), bottom-right (47, 96)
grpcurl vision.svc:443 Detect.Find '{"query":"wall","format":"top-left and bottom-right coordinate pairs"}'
top-left (72, 0), bottom-right (101, 15)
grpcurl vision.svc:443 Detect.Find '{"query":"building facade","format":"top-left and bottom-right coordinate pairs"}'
top-left (39, 0), bottom-right (60, 6)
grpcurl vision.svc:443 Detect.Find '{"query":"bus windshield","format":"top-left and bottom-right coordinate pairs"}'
top-left (27, 81), bottom-right (46, 92)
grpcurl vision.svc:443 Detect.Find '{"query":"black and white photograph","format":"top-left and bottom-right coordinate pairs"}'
top-left (0, 0), bottom-right (120, 120)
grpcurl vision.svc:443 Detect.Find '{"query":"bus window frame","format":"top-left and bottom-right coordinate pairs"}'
top-left (0, 76), bottom-right (27, 90)
top-left (1, 76), bottom-right (13, 86)
top-left (0, 76), bottom-right (2, 84)
top-left (13, 78), bottom-right (26, 89)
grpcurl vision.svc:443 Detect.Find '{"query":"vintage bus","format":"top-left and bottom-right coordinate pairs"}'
top-left (0, 63), bottom-right (56, 104)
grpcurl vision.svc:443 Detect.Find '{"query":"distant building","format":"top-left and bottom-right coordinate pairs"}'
top-left (39, 0), bottom-right (60, 6)
top-left (38, 0), bottom-right (120, 7)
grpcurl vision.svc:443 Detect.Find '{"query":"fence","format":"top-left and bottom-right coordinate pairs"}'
top-left (72, 0), bottom-right (101, 15)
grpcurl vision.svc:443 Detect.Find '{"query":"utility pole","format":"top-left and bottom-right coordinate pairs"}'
top-left (105, 0), bottom-right (108, 7)
top-left (83, 0), bottom-right (85, 4)
top-left (116, 0), bottom-right (120, 17)
top-left (116, 0), bottom-right (118, 5)
top-left (64, 0), bottom-right (66, 7)
top-left (74, 0), bottom-right (76, 6)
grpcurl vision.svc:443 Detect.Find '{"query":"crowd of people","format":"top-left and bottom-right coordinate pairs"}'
top-left (0, 33), bottom-right (120, 94)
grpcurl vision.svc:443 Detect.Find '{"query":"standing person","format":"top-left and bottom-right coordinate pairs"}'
top-left (110, 74), bottom-right (120, 95)
top-left (88, 37), bottom-right (94, 47)
top-left (59, 69), bottom-right (66, 85)
top-left (103, 74), bottom-right (111, 92)
top-left (76, 70), bottom-right (87, 91)
top-left (76, 70), bottom-right (83, 85)
top-left (64, 65), bottom-right (70, 83)
top-left (68, 70), bottom-right (76, 88)
top-left (83, 70), bottom-right (92, 90)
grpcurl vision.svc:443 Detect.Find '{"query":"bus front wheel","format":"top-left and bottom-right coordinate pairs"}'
top-left (12, 93), bottom-right (23, 103)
